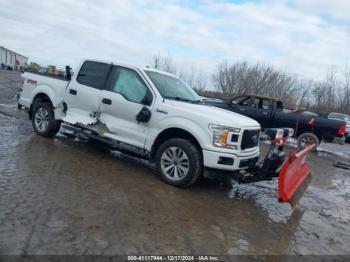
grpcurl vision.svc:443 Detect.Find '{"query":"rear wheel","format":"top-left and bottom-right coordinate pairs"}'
top-left (297, 133), bottom-right (319, 151)
top-left (32, 102), bottom-right (61, 137)
top-left (155, 138), bottom-right (203, 188)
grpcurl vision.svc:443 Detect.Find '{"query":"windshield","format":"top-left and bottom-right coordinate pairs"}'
top-left (145, 70), bottom-right (201, 102)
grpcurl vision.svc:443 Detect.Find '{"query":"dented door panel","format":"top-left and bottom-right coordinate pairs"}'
top-left (63, 82), bottom-right (101, 126)
top-left (99, 90), bottom-right (150, 149)
top-left (63, 61), bottom-right (110, 126)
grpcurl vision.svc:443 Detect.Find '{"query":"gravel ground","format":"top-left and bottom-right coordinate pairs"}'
top-left (0, 70), bottom-right (349, 257)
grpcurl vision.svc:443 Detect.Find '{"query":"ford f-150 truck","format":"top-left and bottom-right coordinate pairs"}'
top-left (18, 59), bottom-right (264, 188)
top-left (206, 95), bottom-right (346, 149)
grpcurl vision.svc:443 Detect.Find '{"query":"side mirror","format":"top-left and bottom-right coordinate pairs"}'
top-left (141, 91), bottom-right (152, 106)
top-left (136, 106), bottom-right (151, 123)
top-left (65, 65), bottom-right (72, 80)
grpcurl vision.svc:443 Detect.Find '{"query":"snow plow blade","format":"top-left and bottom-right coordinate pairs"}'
top-left (278, 144), bottom-right (314, 208)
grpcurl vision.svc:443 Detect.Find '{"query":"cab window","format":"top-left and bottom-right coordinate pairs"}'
top-left (252, 98), bottom-right (260, 108)
top-left (108, 67), bottom-right (151, 105)
top-left (251, 98), bottom-right (272, 110)
top-left (232, 96), bottom-right (253, 106)
top-left (276, 101), bottom-right (283, 110)
top-left (262, 99), bottom-right (272, 110)
top-left (77, 61), bottom-right (110, 89)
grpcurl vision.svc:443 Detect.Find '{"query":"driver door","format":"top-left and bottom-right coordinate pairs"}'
top-left (99, 66), bottom-right (154, 149)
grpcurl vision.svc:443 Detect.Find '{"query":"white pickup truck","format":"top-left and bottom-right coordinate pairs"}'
top-left (18, 59), bottom-right (261, 188)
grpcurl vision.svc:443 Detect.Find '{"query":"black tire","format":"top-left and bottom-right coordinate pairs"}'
top-left (155, 138), bottom-right (203, 188)
top-left (297, 133), bottom-right (319, 151)
top-left (32, 102), bottom-right (61, 137)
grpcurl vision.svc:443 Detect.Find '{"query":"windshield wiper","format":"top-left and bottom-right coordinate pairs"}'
top-left (163, 96), bottom-right (201, 103)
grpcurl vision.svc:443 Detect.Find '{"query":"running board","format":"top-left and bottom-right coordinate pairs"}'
top-left (61, 123), bottom-right (150, 160)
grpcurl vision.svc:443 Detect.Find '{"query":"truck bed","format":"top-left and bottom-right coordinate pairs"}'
top-left (24, 70), bottom-right (69, 81)
top-left (19, 72), bottom-right (69, 110)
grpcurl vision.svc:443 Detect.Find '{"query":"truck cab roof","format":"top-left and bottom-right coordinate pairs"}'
top-left (242, 94), bottom-right (282, 102)
top-left (80, 58), bottom-right (174, 77)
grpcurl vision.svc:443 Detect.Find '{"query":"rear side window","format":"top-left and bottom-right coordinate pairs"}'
top-left (262, 99), bottom-right (272, 110)
top-left (252, 98), bottom-right (272, 109)
top-left (276, 101), bottom-right (283, 110)
top-left (77, 61), bottom-right (110, 89)
top-left (232, 96), bottom-right (252, 106)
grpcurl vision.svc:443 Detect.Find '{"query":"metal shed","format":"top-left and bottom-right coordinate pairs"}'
top-left (0, 46), bottom-right (28, 69)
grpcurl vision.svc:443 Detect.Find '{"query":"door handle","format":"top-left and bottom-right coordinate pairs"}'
top-left (239, 108), bottom-right (245, 111)
top-left (102, 98), bottom-right (112, 105)
top-left (262, 111), bottom-right (268, 115)
top-left (69, 89), bottom-right (77, 95)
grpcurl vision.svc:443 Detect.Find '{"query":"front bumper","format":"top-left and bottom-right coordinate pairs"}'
top-left (202, 148), bottom-right (259, 171)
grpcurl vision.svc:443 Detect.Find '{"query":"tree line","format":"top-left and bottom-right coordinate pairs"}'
top-left (151, 54), bottom-right (350, 114)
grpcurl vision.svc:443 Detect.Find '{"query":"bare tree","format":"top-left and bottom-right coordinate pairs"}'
top-left (340, 64), bottom-right (350, 113)
top-left (151, 54), bottom-right (207, 90)
top-left (151, 54), bottom-right (177, 74)
top-left (212, 61), bottom-right (299, 103)
top-left (296, 80), bottom-right (312, 109)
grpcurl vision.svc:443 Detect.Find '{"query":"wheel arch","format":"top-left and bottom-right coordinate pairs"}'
top-left (29, 92), bottom-right (53, 120)
top-left (150, 127), bottom-right (202, 162)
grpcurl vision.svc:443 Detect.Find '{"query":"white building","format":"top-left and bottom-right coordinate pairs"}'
top-left (0, 46), bottom-right (28, 69)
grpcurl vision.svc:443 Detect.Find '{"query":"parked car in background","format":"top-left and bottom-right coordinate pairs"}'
top-left (328, 112), bottom-right (350, 143)
top-left (205, 95), bottom-right (346, 149)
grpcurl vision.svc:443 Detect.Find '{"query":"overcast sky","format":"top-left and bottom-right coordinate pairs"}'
top-left (1, 0), bottom-right (349, 82)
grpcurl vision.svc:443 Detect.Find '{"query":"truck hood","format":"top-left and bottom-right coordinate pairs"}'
top-left (165, 100), bottom-right (260, 128)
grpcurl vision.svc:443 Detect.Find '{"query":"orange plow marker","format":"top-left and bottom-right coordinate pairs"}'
top-left (278, 144), bottom-right (314, 207)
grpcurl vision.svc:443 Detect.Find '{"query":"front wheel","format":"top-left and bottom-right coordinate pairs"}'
top-left (32, 102), bottom-right (61, 137)
top-left (155, 138), bottom-right (203, 188)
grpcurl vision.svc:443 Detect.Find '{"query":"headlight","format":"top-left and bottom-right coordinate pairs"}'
top-left (208, 124), bottom-right (240, 149)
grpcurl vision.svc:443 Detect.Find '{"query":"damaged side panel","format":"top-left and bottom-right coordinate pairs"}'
top-left (63, 109), bottom-right (99, 126)
top-left (62, 104), bottom-right (147, 150)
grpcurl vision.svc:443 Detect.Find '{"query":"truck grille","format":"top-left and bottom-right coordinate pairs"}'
top-left (241, 129), bottom-right (260, 150)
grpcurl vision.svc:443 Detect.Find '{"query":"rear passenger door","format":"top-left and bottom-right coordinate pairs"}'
top-left (64, 61), bottom-right (111, 125)
top-left (98, 65), bottom-right (154, 149)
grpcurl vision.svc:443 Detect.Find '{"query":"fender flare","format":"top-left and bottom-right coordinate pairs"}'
top-left (146, 117), bottom-right (210, 153)
top-left (30, 84), bottom-right (58, 107)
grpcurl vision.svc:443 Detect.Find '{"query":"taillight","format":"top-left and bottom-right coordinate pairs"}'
top-left (308, 117), bottom-right (315, 126)
top-left (27, 79), bottom-right (37, 85)
top-left (338, 125), bottom-right (346, 136)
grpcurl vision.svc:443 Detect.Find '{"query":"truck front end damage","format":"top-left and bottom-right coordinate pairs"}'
top-left (235, 128), bottom-right (314, 208)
